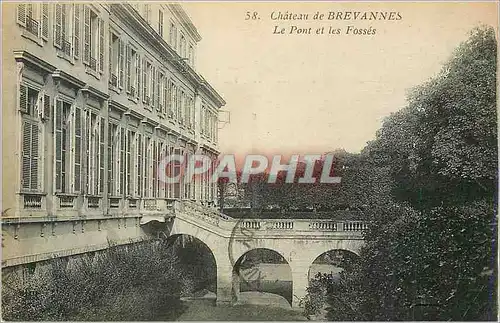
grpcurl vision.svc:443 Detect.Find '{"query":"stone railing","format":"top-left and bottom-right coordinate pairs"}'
top-left (179, 200), bottom-right (233, 228)
top-left (235, 219), bottom-right (368, 233)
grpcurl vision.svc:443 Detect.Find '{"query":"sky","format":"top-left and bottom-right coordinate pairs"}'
top-left (183, 1), bottom-right (498, 156)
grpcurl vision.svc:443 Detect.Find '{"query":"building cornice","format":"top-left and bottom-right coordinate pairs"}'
top-left (141, 117), bottom-right (159, 128)
top-left (111, 4), bottom-right (226, 108)
top-left (80, 85), bottom-right (109, 101)
top-left (108, 99), bottom-right (129, 113)
top-left (167, 3), bottom-right (202, 42)
top-left (202, 143), bottom-right (220, 155)
top-left (124, 109), bottom-right (143, 122)
top-left (52, 70), bottom-right (86, 89)
top-left (13, 50), bottom-right (56, 74)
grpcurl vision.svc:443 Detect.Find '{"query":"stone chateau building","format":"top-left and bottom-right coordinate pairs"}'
top-left (2, 2), bottom-right (225, 267)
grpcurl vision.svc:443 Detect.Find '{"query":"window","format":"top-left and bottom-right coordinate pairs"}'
top-left (158, 10), bottom-right (164, 37)
top-left (126, 45), bottom-right (137, 95)
top-left (73, 4), bottom-right (80, 58)
top-left (83, 5), bottom-right (104, 72)
top-left (142, 59), bottom-right (150, 103)
top-left (151, 65), bottom-right (156, 109)
top-left (119, 128), bottom-right (126, 195)
top-left (144, 136), bottom-right (151, 197)
top-left (19, 85), bottom-right (43, 192)
top-left (107, 123), bottom-right (117, 195)
top-left (143, 4), bottom-right (151, 23)
top-left (53, 100), bottom-right (83, 193)
top-left (54, 100), bottom-right (71, 192)
top-left (168, 81), bottom-right (175, 118)
top-left (109, 32), bottom-right (119, 86)
top-left (136, 53), bottom-right (142, 100)
top-left (152, 140), bottom-right (157, 198)
top-left (179, 34), bottom-right (186, 57)
top-left (188, 44), bottom-right (194, 66)
top-left (158, 72), bottom-right (165, 114)
top-left (17, 3), bottom-right (47, 39)
top-left (85, 109), bottom-right (104, 195)
top-left (136, 133), bottom-right (143, 196)
top-left (172, 147), bottom-right (183, 199)
top-left (126, 130), bottom-right (134, 196)
top-left (54, 4), bottom-right (73, 56)
top-left (188, 97), bottom-right (194, 129)
top-left (169, 22), bottom-right (177, 49)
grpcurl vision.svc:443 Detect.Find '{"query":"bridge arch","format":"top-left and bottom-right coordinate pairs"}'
top-left (232, 248), bottom-right (293, 307)
top-left (308, 249), bottom-right (360, 281)
top-left (164, 233), bottom-right (218, 296)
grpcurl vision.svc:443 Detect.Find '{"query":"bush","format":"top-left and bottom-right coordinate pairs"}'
top-left (2, 239), bottom-right (190, 321)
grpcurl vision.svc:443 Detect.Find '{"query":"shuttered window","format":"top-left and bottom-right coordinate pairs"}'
top-left (145, 137), bottom-right (152, 197)
top-left (135, 53), bottom-right (140, 98)
top-left (86, 111), bottom-right (103, 195)
top-left (19, 84), bottom-right (28, 114)
top-left (74, 107), bottom-right (82, 192)
top-left (119, 128), bottom-right (126, 195)
top-left (158, 10), bottom-right (164, 37)
top-left (142, 59), bottom-right (147, 102)
top-left (73, 4), bottom-right (80, 58)
top-left (152, 140), bottom-right (157, 198)
top-left (21, 120), bottom-right (39, 191)
top-left (54, 99), bottom-right (64, 191)
top-left (136, 134), bottom-right (142, 196)
top-left (17, 4), bottom-right (27, 26)
top-left (41, 3), bottom-right (49, 40)
top-left (126, 45), bottom-right (132, 92)
top-left (118, 39), bottom-right (124, 88)
top-left (126, 130), bottom-right (133, 196)
top-left (99, 117), bottom-right (105, 194)
top-left (54, 4), bottom-right (62, 47)
top-left (99, 18), bottom-right (104, 72)
top-left (151, 66), bottom-right (156, 108)
top-left (107, 122), bottom-right (116, 195)
top-left (83, 5), bottom-right (90, 64)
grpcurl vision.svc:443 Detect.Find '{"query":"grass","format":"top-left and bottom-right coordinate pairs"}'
top-left (164, 299), bottom-right (307, 321)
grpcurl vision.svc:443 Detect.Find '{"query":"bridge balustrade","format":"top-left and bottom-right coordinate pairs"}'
top-left (342, 221), bottom-right (368, 231)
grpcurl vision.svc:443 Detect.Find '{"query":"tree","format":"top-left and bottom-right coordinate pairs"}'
top-left (312, 26), bottom-right (497, 321)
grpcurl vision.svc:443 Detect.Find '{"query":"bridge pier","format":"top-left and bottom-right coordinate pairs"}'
top-left (291, 264), bottom-right (310, 308)
top-left (216, 257), bottom-right (234, 306)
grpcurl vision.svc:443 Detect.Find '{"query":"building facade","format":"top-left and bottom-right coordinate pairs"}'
top-left (2, 2), bottom-right (225, 266)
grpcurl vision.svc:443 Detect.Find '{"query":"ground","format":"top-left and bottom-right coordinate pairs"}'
top-left (164, 298), bottom-right (308, 321)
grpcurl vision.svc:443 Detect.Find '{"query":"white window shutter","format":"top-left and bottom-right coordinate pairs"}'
top-left (42, 94), bottom-right (51, 121)
top-left (142, 58), bottom-right (147, 102)
top-left (99, 17), bottom-right (105, 72)
top-left (19, 84), bottom-right (28, 114)
top-left (54, 4), bottom-right (62, 48)
top-left (17, 4), bottom-right (26, 27)
top-left (126, 45), bottom-right (131, 92)
top-left (83, 5), bottom-right (90, 64)
top-left (118, 39), bottom-right (124, 88)
top-left (21, 120), bottom-right (31, 190)
top-left (54, 99), bottom-right (63, 191)
top-left (73, 4), bottom-right (80, 58)
top-left (136, 54), bottom-right (141, 98)
top-left (74, 107), bottom-right (82, 192)
top-left (120, 128), bottom-right (125, 195)
top-left (41, 3), bottom-right (49, 40)
top-left (151, 66), bottom-right (155, 107)
top-left (99, 117), bottom-right (105, 194)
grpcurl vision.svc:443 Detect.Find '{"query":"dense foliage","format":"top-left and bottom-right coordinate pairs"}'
top-left (1, 240), bottom-right (194, 321)
top-left (301, 26), bottom-right (497, 320)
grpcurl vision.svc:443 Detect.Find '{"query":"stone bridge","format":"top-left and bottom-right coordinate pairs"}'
top-left (142, 201), bottom-right (367, 307)
top-left (2, 200), bottom-right (366, 308)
